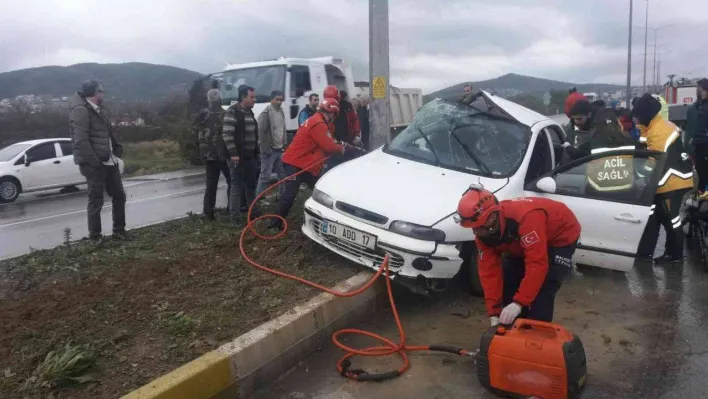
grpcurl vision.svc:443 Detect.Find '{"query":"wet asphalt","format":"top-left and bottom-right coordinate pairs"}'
top-left (256, 242), bottom-right (708, 399)
top-left (0, 170), bottom-right (226, 259)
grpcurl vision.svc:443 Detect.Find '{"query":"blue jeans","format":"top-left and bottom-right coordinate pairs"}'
top-left (256, 150), bottom-right (285, 197)
top-left (228, 157), bottom-right (258, 221)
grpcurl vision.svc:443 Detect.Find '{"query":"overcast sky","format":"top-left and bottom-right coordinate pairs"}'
top-left (1, 0), bottom-right (707, 93)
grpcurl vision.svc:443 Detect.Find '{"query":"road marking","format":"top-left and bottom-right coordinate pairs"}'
top-left (0, 184), bottom-right (226, 228)
top-left (0, 172), bottom-right (205, 207)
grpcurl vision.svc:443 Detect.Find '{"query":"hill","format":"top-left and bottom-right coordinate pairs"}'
top-left (0, 62), bottom-right (203, 101)
top-left (425, 73), bottom-right (624, 101)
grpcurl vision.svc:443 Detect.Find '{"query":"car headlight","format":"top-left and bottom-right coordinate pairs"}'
top-left (389, 220), bottom-right (446, 241)
top-left (312, 188), bottom-right (334, 209)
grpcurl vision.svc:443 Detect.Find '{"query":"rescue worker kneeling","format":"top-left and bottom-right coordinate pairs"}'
top-left (270, 98), bottom-right (348, 230)
top-left (456, 188), bottom-right (581, 326)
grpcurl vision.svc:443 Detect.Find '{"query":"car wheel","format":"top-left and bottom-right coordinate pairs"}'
top-left (459, 241), bottom-right (484, 297)
top-left (0, 177), bottom-right (21, 203)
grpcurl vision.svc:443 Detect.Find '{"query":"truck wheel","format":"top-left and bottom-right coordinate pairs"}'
top-left (459, 241), bottom-right (484, 297)
top-left (0, 177), bottom-right (21, 203)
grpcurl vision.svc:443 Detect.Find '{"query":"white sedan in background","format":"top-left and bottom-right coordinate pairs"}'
top-left (0, 138), bottom-right (124, 203)
top-left (302, 92), bottom-right (668, 295)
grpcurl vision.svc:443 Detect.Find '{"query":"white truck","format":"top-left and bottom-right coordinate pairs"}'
top-left (211, 57), bottom-right (422, 139)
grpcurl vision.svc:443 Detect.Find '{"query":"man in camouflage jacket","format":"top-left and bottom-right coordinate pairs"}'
top-left (196, 89), bottom-right (231, 220)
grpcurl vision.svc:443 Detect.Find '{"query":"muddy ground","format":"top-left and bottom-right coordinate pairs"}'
top-left (0, 201), bottom-right (360, 399)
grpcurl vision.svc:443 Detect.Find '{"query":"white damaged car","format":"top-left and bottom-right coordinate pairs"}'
top-left (302, 93), bottom-right (669, 295)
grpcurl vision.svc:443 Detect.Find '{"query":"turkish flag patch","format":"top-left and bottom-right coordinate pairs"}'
top-left (520, 231), bottom-right (539, 248)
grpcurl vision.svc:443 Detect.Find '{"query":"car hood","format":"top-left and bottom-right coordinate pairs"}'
top-left (315, 149), bottom-right (509, 226)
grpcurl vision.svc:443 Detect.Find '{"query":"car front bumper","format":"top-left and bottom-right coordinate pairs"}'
top-left (302, 198), bottom-right (463, 281)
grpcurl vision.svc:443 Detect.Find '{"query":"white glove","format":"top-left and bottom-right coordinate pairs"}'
top-left (490, 316), bottom-right (500, 327)
top-left (561, 142), bottom-right (572, 148)
top-left (499, 302), bottom-right (522, 325)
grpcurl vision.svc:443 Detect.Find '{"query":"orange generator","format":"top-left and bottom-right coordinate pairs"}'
top-left (476, 319), bottom-right (587, 398)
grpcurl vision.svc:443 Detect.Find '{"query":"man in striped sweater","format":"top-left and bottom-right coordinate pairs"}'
top-left (223, 85), bottom-right (259, 223)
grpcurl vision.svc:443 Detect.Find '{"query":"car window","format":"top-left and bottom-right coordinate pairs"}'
top-left (290, 65), bottom-right (312, 97)
top-left (384, 98), bottom-right (531, 178)
top-left (26, 143), bottom-right (57, 162)
top-left (59, 141), bottom-right (73, 156)
top-left (551, 153), bottom-right (651, 203)
top-left (545, 126), bottom-right (563, 145)
top-left (525, 133), bottom-right (554, 185)
top-left (0, 143), bottom-right (32, 162)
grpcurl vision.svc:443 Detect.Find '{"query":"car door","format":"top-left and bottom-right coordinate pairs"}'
top-left (524, 148), bottom-right (665, 272)
top-left (22, 142), bottom-right (63, 190)
top-left (57, 141), bottom-right (83, 185)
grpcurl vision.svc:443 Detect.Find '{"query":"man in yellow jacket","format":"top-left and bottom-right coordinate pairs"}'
top-left (634, 94), bottom-right (694, 263)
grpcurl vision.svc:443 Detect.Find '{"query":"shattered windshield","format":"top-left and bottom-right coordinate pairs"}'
top-left (384, 98), bottom-right (532, 178)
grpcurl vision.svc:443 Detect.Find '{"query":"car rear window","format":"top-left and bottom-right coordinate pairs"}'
top-left (385, 99), bottom-right (532, 178)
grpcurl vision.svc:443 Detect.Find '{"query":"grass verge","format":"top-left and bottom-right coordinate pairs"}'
top-left (121, 139), bottom-right (189, 177)
top-left (0, 199), bottom-right (360, 398)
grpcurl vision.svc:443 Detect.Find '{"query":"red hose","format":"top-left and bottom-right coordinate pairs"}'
top-left (239, 158), bottom-right (470, 381)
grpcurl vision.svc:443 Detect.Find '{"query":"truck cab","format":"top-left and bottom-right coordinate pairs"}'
top-left (213, 57), bottom-right (356, 138)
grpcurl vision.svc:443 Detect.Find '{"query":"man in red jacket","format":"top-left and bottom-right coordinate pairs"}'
top-left (271, 98), bottom-right (348, 229)
top-left (455, 185), bottom-right (581, 326)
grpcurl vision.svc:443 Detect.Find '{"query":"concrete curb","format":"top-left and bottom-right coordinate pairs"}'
top-left (121, 271), bottom-right (384, 399)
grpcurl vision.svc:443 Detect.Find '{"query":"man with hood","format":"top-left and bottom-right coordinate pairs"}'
top-left (563, 90), bottom-right (591, 146)
top-left (685, 79), bottom-right (708, 191)
top-left (256, 90), bottom-right (286, 197)
top-left (633, 93), bottom-right (694, 263)
top-left (69, 80), bottom-right (127, 240)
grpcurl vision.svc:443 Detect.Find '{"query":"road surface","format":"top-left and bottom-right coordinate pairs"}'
top-left (257, 248), bottom-right (708, 399)
top-left (0, 169), bottom-right (228, 259)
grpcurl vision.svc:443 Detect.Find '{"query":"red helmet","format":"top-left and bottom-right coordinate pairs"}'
top-left (323, 85), bottom-right (340, 101)
top-left (318, 98), bottom-right (340, 114)
top-left (454, 185), bottom-right (500, 228)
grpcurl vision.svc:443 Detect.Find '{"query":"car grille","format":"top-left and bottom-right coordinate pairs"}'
top-left (335, 201), bottom-right (388, 225)
top-left (310, 216), bottom-right (405, 268)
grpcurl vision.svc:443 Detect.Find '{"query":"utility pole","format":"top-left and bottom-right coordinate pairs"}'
top-left (369, 0), bottom-right (390, 150)
top-left (652, 30), bottom-right (657, 94)
top-left (626, 0), bottom-right (633, 108)
top-left (643, 0), bottom-right (648, 93)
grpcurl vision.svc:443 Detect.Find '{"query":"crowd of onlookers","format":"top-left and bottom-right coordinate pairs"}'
top-left (194, 84), bottom-right (369, 226)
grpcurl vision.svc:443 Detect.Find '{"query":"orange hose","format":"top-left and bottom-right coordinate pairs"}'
top-left (239, 158), bottom-right (462, 381)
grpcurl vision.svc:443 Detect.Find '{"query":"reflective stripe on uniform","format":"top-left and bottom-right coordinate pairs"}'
top-left (590, 145), bottom-right (636, 155)
top-left (649, 204), bottom-right (655, 216)
top-left (663, 130), bottom-right (679, 152)
top-left (658, 168), bottom-right (694, 186)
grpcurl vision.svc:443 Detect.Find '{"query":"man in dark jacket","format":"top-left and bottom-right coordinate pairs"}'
top-left (357, 97), bottom-right (370, 150)
top-left (297, 93), bottom-right (319, 127)
top-left (223, 85), bottom-right (259, 223)
top-left (687, 79), bottom-right (708, 192)
top-left (327, 90), bottom-right (361, 169)
top-left (196, 89), bottom-right (230, 220)
top-left (69, 80), bottom-right (127, 240)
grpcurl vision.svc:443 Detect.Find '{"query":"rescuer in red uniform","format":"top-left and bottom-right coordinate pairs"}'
top-left (270, 98), bottom-right (348, 229)
top-left (455, 185), bottom-right (581, 326)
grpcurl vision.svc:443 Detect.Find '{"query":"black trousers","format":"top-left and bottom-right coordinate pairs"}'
top-left (203, 160), bottom-right (230, 217)
top-left (228, 157), bottom-right (258, 220)
top-left (694, 143), bottom-right (708, 192)
top-left (501, 242), bottom-right (576, 322)
top-left (276, 164), bottom-right (319, 222)
top-left (637, 189), bottom-right (689, 258)
top-left (79, 164), bottom-right (126, 238)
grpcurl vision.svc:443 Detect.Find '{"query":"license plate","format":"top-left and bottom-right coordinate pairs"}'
top-left (321, 220), bottom-right (377, 250)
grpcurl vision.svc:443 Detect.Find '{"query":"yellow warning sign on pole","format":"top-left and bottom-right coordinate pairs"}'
top-left (372, 76), bottom-right (386, 99)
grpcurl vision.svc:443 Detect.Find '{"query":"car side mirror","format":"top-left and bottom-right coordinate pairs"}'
top-left (24, 156), bottom-right (31, 167)
top-left (536, 176), bottom-right (556, 193)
